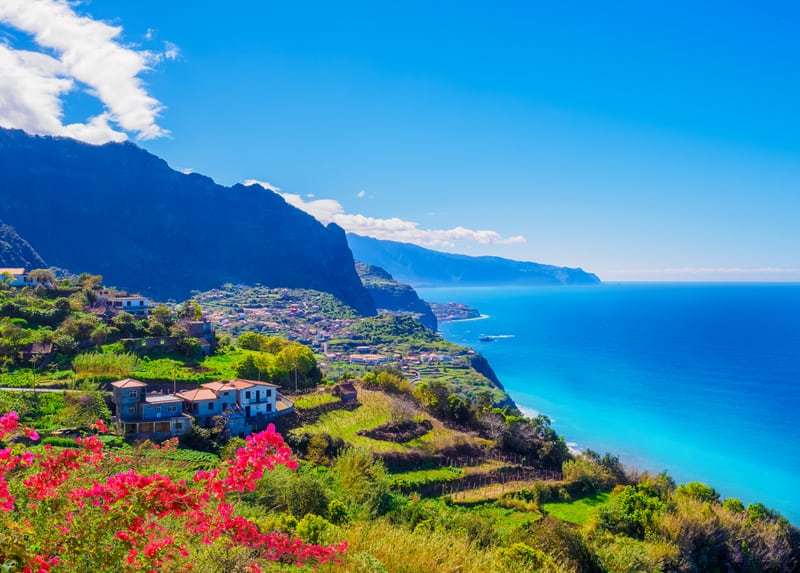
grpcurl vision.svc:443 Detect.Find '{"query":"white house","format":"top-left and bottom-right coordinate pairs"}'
top-left (227, 379), bottom-right (280, 418)
top-left (103, 295), bottom-right (153, 317)
top-left (0, 268), bottom-right (48, 288)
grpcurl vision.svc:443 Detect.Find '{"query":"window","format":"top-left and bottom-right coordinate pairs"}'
top-left (267, 404), bottom-right (272, 412)
top-left (127, 406), bottom-right (135, 415)
top-left (155, 406), bottom-right (162, 413)
top-left (175, 422), bottom-right (183, 430)
top-left (139, 301), bottom-right (144, 306)
top-left (128, 391), bottom-right (138, 399)
top-left (245, 391), bottom-right (251, 399)
top-left (266, 389), bottom-right (272, 397)
top-left (208, 403), bottom-right (213, 411)
top-left (168, 405), bottom-right (177, 413)
top-left (126, 301), bottom-right (131, 306)
top-left (255, 390), bottom-right (261, 401)
top-left (193, 403), bottom-right (199, 412)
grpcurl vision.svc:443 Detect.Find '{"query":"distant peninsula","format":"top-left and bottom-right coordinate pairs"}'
top-left (429, 301), bottom-right (482, 322)
top-left (347, 233), bottom-right (601, 287)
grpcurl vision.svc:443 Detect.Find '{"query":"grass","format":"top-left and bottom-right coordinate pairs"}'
top-left (293, 392), bottom-right (339, 409)
top-left (541, 491), bottom-right (610, 525)
top-left (389, 466), bottom-right (462, 488)
top-left (291, 388), bottom-right (479, 453)
top-left (0, 369), bottom-right (73, 388)
top-left (470, 503), bottom-right (542, 539)
top-left (328, 518), bottom-right (495, 573)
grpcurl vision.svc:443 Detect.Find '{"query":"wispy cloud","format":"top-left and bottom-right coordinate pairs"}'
top-left (245, 181), bottom-right (526, 249)
top-left (243, 179), bottom-right (281, 192)
top-left (0, 0), bottom-right (170, 144)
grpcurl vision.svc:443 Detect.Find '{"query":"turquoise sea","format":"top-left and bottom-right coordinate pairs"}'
top-left (417, 283), bottom-right (800, 524)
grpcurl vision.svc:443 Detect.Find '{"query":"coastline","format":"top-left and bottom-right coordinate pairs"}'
top-left (419, 283), bottom-right (800, 524)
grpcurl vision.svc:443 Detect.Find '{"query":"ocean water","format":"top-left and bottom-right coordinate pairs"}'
top-left (416, 283), bottom-right (800, 523)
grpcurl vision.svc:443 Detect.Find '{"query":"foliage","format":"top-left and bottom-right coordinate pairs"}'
top-left (73, 351), bottom-right (139, 378)
top-left (332, 448), bottom-right (393, 517)
top-left (0, 412), bottom-right (346, 572)
top-left (349, 314), bottom-right (440, 345)
top-left (286, 474), bottom-right (330, 519)
top-left (595, 484), bottom-right (665, 539)
top-left (493, 542), bottom-right (557, 572)
top-left (563, 451), bottom-right (623, 496)
top-left (675, 481), bottom-right (720, 503)
top-left (54, 391), bottom-right (111, 428)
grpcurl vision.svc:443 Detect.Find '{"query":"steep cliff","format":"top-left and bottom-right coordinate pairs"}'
top-left (0, 128), bottom-right (375, 315)
top-left (0, 222), bottom-right (46, 268)
top-left (355, 262), bottom-right (438, 330)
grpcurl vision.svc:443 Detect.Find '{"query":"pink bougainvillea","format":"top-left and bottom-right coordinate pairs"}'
top-left (0, 414), bottom-right (346, 571)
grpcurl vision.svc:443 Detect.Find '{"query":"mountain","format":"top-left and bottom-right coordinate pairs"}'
top-left (355, 262), bottom-right (437, 330)
top-left (347, 234), bottom-right (601, 287)
top-left (0, 221), bottom-right (47, 268)
top-left (0, 128), bottom-right (375, 315)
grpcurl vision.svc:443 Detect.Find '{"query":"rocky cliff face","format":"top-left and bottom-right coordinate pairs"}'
top-left (348, 233), bottom-right (601, 287)
top-left (0, 128), bottom-right (375, 315)
top-left (355, 262), bottom-right (438, 330)
top-left (0, 222), bottom-right (46, 268)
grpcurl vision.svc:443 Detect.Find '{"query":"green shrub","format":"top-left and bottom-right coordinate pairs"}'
top-left (295, 513), bottom-right (333, 545)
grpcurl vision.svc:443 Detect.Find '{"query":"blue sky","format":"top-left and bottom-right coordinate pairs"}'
top-left (1, 0), bottom-right (799, 281)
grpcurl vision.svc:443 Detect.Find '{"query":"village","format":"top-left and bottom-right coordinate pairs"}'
top-left (2, 268), bottom-right (486, 443)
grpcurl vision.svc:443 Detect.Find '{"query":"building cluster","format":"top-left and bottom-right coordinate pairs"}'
top-left (110, 377), bottom-right (294, 440)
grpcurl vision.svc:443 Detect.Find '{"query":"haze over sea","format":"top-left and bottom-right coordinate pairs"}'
top-left (418, 283), bottom-right (800, 523)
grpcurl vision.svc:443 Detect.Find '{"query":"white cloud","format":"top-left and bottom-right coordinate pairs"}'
top-left (0, 0), bottom-right (169, 143)
top-left (164, 41), bottom-right (179, 60)
top-left (244, 179), bottom-right (281, 192)
top-left (257, 186), bottom-right (526, 249)
top-left (356, 190), bottom-right (366, 198)
top-left (279, 192), bottom-right (346, 224)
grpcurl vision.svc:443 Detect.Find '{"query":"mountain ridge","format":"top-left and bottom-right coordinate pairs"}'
top-left (0, 128), bottom-right (375, 315)
top-left (347, 233), bottom-right (601, 287)
top-left (355, 262), bottom-right (438, 330)
top-left (0, 221), bottom-right (47, 269)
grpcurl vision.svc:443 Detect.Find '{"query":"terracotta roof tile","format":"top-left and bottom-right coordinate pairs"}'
top-left (110, 378), bottom-right (148, 388)
top-left (175, 388), bottom-right (219, 401)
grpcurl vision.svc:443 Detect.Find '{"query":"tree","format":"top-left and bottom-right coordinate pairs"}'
top-left (178, 299), bottom-right (203, 321)
top-left (675, 482), bottom-right (720, 503)
top-left (596, 485), bottom-right (664, 539)
top-left (26, 269), bottom-right (56, 287)
top-left (76, 273), bottom-right (103, 290)
top-left (111, 312), bottom-right (141, 338)
top-left (276, 342), bottom-right (320, 388)
top-left (237, 332), bottom-right (265, 351)
top-left (149, 303), bottom-right (174, 326)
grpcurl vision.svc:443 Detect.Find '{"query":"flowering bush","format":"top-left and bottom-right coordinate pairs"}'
top-left (0, 412), bottom-right (346, 572)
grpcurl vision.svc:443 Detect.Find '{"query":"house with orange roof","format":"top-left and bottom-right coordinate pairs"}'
top-left (223, 379), bottom-right (280, 419)
top-left (110, 377), bottom-right (293, 441)
top-left (110, 378), bottom-right (192, 438)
